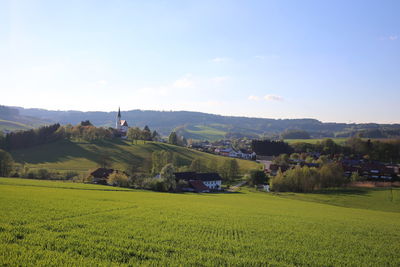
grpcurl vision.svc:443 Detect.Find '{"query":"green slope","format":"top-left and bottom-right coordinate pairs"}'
top-left (274, 187), bottom-right (400, 213)
top-left (0, 178), bottom-right (399, 266)
top-left (10, 139), bottom-right (260, 173)
top-left (177, 124), bottom-right (228, 141)
top-left (0, 119), bottom-right (32, 132)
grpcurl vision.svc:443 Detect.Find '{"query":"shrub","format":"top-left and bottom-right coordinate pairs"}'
top-left (319, 163), bottom-right (345, 188)
top-left (107, 172), bottom-right (129, 187)
top-left (142, 178), bottom-right (169, 192)
top-left (37, 169), bottom-right (51, 179)
top-left (64, 171), bottom-right (79, 180)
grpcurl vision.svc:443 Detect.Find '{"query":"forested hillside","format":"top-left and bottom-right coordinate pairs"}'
top-left (2, 105), bottom-right (400, 140)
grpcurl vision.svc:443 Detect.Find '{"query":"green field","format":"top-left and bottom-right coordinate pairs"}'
top-left (0, 119), bottom-right (31, 132)
top-left (178, 124), bottom-right (228, 141)
top-left (0, 178), bottom-right (399, 266)
top-left (10, 139), bottom-right (260, 173)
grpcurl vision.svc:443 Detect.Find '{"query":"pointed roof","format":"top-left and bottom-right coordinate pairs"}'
top-left (117, 107), bottom-right (121, 118)
top-left (120, 120), bottom-right (128, 126)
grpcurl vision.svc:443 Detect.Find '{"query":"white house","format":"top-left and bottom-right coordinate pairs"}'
top-left (174, 172), bottom-right (223, 192)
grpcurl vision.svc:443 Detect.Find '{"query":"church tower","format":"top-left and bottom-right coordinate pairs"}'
top-left (116, 107), bottom-right (121, 130)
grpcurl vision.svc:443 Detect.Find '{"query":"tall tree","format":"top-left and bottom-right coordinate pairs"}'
top-left (168, 132), bottom-right (178, 145)
top-left (160, 163), bottom-right (176, 191)
top-left (220, 159), bottom-right (240, 181)
top-left (127, 127), bottom-right (142, 144)
top-left (142, 126), bottom-right (152, 141)
top-left (0, 149), bottom-right (14, 177)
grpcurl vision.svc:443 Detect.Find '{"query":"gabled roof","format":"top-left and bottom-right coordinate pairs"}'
top-left (189, 180), bottom-right (209, 192)
top-left (90, 168), bottom-right (114, 178)
top-left (174, 172), bottom-right (197, 180)
top-left (196, 173), bottom-right (222, 181)
top-left (174, 172), bottom-right (222, 181)
top-left (120, 120), bottom-right (128, 126)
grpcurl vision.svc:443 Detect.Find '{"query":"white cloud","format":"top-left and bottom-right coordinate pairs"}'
top-left (211, 57), bottom-right (230, 63)
top-left (264, 94), bottom-right (284, 101)
top-left (248, 95), bottom-right (260, 101)
top-left (172, 74), bottom-right (195, 88)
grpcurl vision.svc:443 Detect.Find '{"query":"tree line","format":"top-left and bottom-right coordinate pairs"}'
top-left (270, 163), bottom-right (346, 192)
top-left (291, 138), bottom-right (400, 163)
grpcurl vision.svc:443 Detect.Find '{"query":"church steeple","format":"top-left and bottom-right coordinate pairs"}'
top-left (116, 107), bottom-right (121, 129)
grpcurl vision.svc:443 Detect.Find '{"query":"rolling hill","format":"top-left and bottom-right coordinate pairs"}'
top-left (0, 106), bottom-right (50, 132)
top-left (2, 105), bottom-right (400, 140)
top-left (0, 119), bottom-right (32, 132)
top-left (10, 139), bottom-right (261, 174)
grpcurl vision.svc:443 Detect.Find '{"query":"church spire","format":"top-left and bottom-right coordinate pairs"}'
top-left (117, 107), bottom-right (121, 118)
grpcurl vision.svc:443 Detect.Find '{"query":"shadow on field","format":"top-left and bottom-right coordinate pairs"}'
top-left (310, 188), bottom-right (369, 196)
top-left (11, 140), bottom-right (97, 164)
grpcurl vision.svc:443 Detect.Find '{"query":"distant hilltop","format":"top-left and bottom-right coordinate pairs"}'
top-left (1, 105), bottom-right (400, 140)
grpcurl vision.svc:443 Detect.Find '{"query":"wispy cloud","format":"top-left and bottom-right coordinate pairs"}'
top-left (211, 57), bottom-right (230, 63)
top-left (248, 95), bottom-right (260, 101)
top-left (173, 74), bottom-right (195, 88)
top-left (264, 94), bottom-right (284, 101)
top-left (380, 34), bottom-right (398, 41)
top-left (248, 94), bottom-right (284, 102)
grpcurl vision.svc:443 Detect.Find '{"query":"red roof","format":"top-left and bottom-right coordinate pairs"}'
top-left (189, 180), bottom-right (209, 192)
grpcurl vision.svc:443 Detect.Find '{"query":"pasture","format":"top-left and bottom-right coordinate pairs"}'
top-left (0, 178), bottom-right (399, 266)
top-left (10, 139), bottom-right (260, 174)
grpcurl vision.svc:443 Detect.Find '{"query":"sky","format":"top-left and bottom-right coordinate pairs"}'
top-left (0, 0), bottom-right (399, 123)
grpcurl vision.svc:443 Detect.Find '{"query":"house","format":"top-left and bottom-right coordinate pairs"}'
top-left (174, 172), bottom-right (222, 192)
top-left (90, 168), bottom-right (114, 184)
top-left (90, 168), bottom-right (128, 185)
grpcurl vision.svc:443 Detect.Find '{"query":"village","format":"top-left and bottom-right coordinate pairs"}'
top-left (84, 108), bottom-right (400, 193)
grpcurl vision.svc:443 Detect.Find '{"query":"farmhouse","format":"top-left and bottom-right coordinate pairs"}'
top-left (174, 172), bottom-right (222, 192)
top-left (90, 168), bottom-right (127, 185)
top-left (90, 168), bottom-right (114, 184)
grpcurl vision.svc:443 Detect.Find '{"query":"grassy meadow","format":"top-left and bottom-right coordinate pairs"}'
top-left (0, 119), bottom-right (31, 132)
top-left (10, 139), bottom-right (260, 174)
top-left (0, 178), bottom-right (399, 266)
top-left (178, 124), bottom-right (228, 141)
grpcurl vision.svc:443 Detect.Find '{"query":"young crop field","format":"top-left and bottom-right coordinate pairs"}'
top-left (0, 178), bottom-right (399, 266)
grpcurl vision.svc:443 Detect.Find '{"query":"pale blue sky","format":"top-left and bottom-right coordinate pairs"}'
top-left (1, 0), bottom-right (399, 123)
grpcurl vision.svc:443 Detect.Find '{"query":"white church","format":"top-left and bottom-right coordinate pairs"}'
top-left (116, 107), bottom-right (129, 137)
